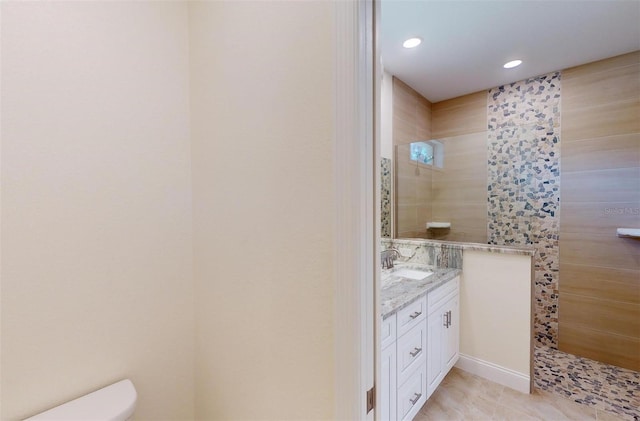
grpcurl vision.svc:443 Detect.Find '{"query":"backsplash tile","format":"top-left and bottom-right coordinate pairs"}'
top-left (382, 238), bottom-right (463, 269)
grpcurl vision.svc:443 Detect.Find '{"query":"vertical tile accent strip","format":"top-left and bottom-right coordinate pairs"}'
top-left (381, 157), bottom-right (392, 238)
top-left (487, 72), bottom-right (561, 347)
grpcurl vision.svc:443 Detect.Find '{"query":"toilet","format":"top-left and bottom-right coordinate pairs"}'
top-left (24, 379), bottom-right (137, 421)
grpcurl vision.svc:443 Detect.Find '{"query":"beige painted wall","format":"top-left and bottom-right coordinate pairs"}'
top-left (460, 251), bottom-right (532, 376)
top-left (189, 2), bottom-right (335, 419)
top-left (1, 2), bottom-right (195, 419)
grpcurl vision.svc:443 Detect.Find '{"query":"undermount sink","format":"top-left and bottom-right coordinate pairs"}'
top-left (392, 268), bottom-right (433, 281)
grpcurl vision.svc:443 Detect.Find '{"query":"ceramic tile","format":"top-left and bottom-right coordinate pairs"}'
top-left (597, 409), bottom-right (629, 421)
top-left (534, 346), bottom-right (640, 421)
top-left (418, 367), bottom-right (638, 421)
top-left (500, 386), bottom-right (596, 420)
top-left (488, 72), bottom-right (561, 130)
top-left (487, 72), bottom-right (561, 347)
top-left (418, 369), bottom-right (501, 420)
top-left (384, 238), bottom-right (464, 269)
top-left (381, 157), bottom-right (392, 238)
top-left (416, 388), bottom-right (465, 421)
top-left (492, 403), bottom-right (541, 421)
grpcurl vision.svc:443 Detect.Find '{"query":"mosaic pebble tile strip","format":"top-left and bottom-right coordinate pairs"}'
top-left (381, 158), bottom-right (391, 238)
top-left (487, 71), bottom-right (561, 348)
top-left (535, 345), bottom-right (640, 421)
top-left (488, 72), bottom-right (561, 130)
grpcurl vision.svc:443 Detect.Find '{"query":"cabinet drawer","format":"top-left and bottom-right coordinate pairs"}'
top-left (381, 313), bottom-right (396, 350)
top-left (428, 277), bottom-right (459, 313)
top-left (397, 321), bottom-right (426, 385)
top-left (397, 362), bottom-right (427, 421)
top-left (396, 296), bottom-right (427, 337)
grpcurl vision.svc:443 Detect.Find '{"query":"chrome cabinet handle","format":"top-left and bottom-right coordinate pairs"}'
top-left (409, 311), bottom-right (422, 319)
top-left (409, 393), bottom-right (422, 405)
top-left (443, 310), bottom-right (452, 328)
top-left (409, 347), bottom-right (422, 357)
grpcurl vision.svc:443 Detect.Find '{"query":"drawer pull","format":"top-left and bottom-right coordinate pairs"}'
top-left (409, 311), bottom-right (422, 319)
top-left (409, 392), bottom-right (422, 405)
top-left (409, 347), bottom-right (422, 357)
top-left (443, 312), bottom-right (448, 327)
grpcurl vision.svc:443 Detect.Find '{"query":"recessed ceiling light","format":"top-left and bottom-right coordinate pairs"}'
top-left (503, 59), bottom-right (523, 69)
top-left (403, 37), bottom-right (422, 49)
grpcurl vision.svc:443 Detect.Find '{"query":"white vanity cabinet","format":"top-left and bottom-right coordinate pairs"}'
top-left (426, 277), bottom-right (460, 398)
top-left (380, 276), bottom-right (460, 421)
top-left (395, 297), bottom-right (427, 421)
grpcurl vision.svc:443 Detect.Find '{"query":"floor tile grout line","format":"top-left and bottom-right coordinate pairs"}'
top-left (533, 345), bottom-right (639, 421)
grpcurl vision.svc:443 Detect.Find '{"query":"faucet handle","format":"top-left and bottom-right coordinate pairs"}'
top-left (381, 248), bottom-right (402, 269)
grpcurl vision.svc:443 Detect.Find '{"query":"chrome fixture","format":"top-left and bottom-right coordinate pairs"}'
top-left (381, 248), bottom-right (402, 269)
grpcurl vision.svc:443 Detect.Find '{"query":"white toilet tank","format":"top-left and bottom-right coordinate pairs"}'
top-left (24, 379), bottom-right (137, 421)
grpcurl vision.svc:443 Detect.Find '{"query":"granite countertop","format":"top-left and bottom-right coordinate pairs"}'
top-left (381, 263), bottom-right (461, 319)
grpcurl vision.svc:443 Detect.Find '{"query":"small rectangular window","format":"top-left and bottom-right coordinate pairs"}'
top-left (410, 142), bottom-right (433, 165)
top-left (409, 140), bottom-right (443, 168)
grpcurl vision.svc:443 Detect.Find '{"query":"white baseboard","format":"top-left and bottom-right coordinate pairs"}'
top-left (455, 353), bottom-right (530, 394)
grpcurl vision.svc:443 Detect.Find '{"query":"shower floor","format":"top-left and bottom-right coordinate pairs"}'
top-left (534, 346), bottom-right (640, 420)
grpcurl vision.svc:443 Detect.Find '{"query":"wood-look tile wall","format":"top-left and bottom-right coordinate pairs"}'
top-left (432, 91), bottom-right (487, 139)
top-left (393, 77), bottom-right (431, 145)
top-left (393, 79), bottom-right (488, 242)
top-left (431, 132), bottom-right (487, 243)
top-left (391, 51), bottom-right (640, 370)
top-left (431, 93), bottom-right (488, 243)
top-left (559, 51), bottom-right (640, 371)
top-left (395, 144), bottom-right (433, 238)
top-left (393, 77), bottom-right (433, 238)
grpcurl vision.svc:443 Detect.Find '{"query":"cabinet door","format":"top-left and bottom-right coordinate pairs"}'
top-left (381, 314), bottom-right (397, 350)
top-left (426, 308), bottom-right (445, 398)
top-left (380, 343), bottom-right (397, 421)
top-left (443, 295), bottom-right (459, 373)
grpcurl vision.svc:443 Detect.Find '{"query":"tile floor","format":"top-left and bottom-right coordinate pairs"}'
top-left (415, 367), bottom-right (630, 421)
top-left (534, 346), bottom-right (639, 421)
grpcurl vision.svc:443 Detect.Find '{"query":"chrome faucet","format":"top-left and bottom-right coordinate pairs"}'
top-left (381, 248), bottom-right (402, 269)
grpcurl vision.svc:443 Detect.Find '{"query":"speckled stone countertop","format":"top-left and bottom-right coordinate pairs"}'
top-left (381, 263), bottom-right (461, 319)
top-left (459, 242), bottom-right (535, 256)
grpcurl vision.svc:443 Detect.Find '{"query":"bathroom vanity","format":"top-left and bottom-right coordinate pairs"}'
top-left (380, 265), bottom-right (461, 421)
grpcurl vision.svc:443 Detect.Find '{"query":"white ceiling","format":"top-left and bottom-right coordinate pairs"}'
top-left (380, 0), bottom-right (640, 102)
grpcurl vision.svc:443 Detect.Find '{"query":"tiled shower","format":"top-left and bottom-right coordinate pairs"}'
top-left (387, 51), bottom-right (639, 420)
